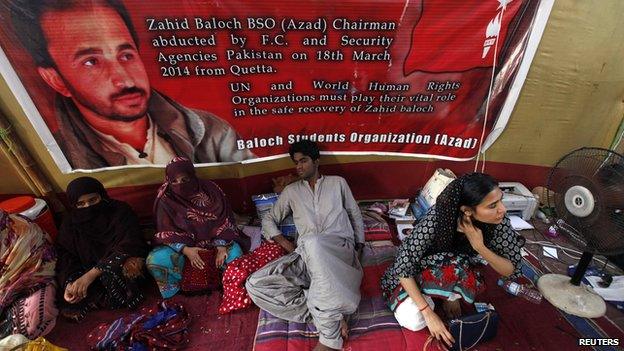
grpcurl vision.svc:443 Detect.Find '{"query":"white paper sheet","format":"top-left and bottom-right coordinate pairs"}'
top-left (509, 215), bottom-right (535, 230)
top-left (542, 246), bottom-right (559, 259)
top-left (586, 276), bottom-right (624, 301)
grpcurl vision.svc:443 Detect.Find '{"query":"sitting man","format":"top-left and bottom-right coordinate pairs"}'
top-left (246, 140), bottom-right (365, 351)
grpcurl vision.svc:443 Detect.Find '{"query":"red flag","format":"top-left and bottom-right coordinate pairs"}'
top-left (403, 0), bottom-right (523, 74)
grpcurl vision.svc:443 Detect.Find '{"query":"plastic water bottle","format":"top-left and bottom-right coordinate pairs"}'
top-left (535, 209), bottom-right (550, 224)
top-left (497, 279), bottom-right (543, 304)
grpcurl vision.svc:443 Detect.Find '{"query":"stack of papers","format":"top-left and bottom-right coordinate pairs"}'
top-left (388, 199), bottom-right (410, 217)
top-left (509, 215), bottom-right (534, 230)
top-left (389, 199), bottom-right (416, 224)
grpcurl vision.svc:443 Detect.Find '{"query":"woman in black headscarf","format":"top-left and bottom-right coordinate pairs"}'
top-left (56, 177), bottom-right (149, 322)
top-left (381, 173), bottom-right (525, 347)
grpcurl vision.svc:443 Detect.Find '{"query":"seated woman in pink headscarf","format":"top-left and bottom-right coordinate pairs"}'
top-left (0, 210), bottom-right (58, 340)
top-left (147, 157), bottom-right (250, 298)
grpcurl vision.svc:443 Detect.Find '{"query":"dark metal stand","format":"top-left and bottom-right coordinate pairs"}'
top-left (571, 251), bottom-right (594, 286)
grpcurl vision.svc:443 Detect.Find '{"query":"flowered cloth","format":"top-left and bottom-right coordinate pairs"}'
top-left (146, 246), bottom-right (184, 299)
top-left (0, 212), bottom-right (56, 310)
top-left (0, 211), bottom-right (57, 339)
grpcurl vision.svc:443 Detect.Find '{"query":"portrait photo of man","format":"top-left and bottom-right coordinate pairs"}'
top-left (9, 0), bottom-right (254, 170)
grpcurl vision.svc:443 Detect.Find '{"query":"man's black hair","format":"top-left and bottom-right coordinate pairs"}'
top-left (9, 0), bottom-right (139, 68)
top-left (288, 140), bottom-right (320, 161)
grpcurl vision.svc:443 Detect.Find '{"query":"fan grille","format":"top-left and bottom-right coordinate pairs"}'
top-left (546, 147), bottom-right (624, 255)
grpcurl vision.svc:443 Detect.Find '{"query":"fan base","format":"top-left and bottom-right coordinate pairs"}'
top-left (537, 273), bottom-right (606, 318)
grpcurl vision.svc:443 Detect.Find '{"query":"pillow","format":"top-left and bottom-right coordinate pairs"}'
top-left (180, 248), bottom-right (220, 293)
top-left (416, 168), bottom-right (457, 216)
top-left (361, 210), bottom-right (393, 242)
top-left (252, 193), bottom-right (297, 238)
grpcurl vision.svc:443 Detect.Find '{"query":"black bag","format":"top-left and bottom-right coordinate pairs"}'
top-left (448, 310), bottom-right (499, 351)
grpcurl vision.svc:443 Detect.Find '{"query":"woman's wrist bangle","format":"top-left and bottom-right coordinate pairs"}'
top-left (419, 304), bottom-right (430, 312)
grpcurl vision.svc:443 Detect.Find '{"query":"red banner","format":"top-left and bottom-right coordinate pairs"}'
top-left (0, 0), bottom-right (551, 172)
top-left (404, 0), bottom-right (523, 73)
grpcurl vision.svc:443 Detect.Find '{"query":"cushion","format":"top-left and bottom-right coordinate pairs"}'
top-left (180, 248), bottom-right (220, 292)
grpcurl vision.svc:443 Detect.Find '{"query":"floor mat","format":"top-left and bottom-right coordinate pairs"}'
top-left (46, 283), bottom-right (259, 350)
top-left (253, 244), bottom-right (593, 351)
top-left (522, 254), bottom-right (624, 351)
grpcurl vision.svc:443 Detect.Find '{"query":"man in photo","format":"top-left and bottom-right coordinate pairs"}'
top-left (10, 0), bottom-right (254, 169)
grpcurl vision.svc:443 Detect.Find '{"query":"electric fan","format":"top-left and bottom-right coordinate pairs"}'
top-left (537, 147), bottom-right (624, 318)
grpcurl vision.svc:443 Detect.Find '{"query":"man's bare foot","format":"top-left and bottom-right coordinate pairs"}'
top-left (311, 319), bottom-right (348, 351)
top-left (312, 342), bottom-right (339, 351)
top-left (340, 318), bottom-right (349, 339)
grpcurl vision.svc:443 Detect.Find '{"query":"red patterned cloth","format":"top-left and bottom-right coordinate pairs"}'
top-left (415, 254), bottom-right (485, 304)
top-left (180, 248), bottom-right (220, 293)
top-left (87, 301), bottom-right (190, 350)
top-left (219, 242), bottom-right (285, 314)
top-left (132, 303), bottom-right (190, 350)
top-left (361, 210), bottom-right (393, 242)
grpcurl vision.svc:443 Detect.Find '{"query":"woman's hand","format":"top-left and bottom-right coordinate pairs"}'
top-left (122, 257), bottom-right (145, 279)
top-left (422, 307), bottom-right (455, 349)
top-left (215, 246), bottom-right (228, 267)
top-left (182, 246), bottom-right (206, 269)
top-left (68, 270), bottom-right (98, 301)
top-left (457, 214), bottom-right (485, 251)
top-left (64, 285), bottom-right (80, 304)
top-left (442, 299), bottom-right (462, 319)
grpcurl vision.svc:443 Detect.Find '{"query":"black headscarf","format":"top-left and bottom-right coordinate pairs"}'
top-left (56, 177), bottom-right (148, 285)
top-left (430, 173), bottom-right (499, 251)
top-left (66, 176), bottom-right (110, 224)
top-left (67, 177), bottom-right (107, 205)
